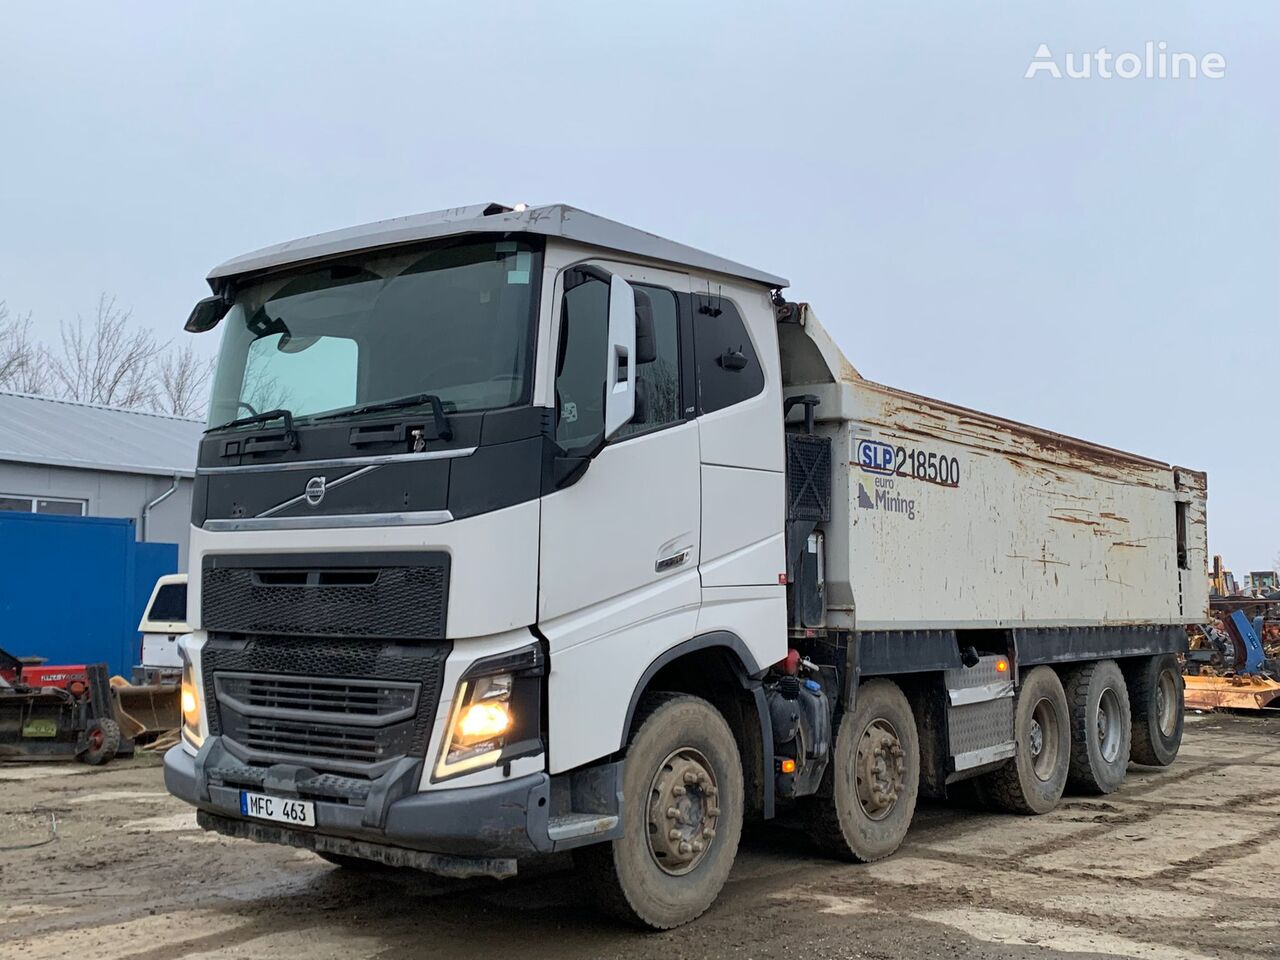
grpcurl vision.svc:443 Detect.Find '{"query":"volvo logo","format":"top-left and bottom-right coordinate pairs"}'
top-left (304, 476), bottom-right (327, 507)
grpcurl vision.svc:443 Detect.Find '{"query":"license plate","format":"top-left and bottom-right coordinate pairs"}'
top-left (239, 791), bottom-right (315, 827)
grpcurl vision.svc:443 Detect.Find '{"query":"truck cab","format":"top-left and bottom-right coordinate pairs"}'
top-left (168, 204), bottom-right (792, 917)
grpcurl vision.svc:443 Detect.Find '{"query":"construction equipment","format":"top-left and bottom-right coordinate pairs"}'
top-left (1184, 609), bottom-right (1280, 711)
top-left (0, 575), bottom-right (188, 760)
top-left (0, 647), bottom-right (121, 763)
top-left (110, 574), bottom-right (188, 747)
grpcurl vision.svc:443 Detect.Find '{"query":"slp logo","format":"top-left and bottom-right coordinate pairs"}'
top-left (857, 439), bottom-right (895, 475)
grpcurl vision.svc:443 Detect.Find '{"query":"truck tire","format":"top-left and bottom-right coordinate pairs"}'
top-left (973, 666), bottom-right (1070, 814)
top-left (576, 692), bottom-right (743, 929)
top-left (1125, 654), bottom-right (1183, 767)
top-left (1063, 659), bottom-right (1131, 794)
top-left (80, 718), bottom-right (121, 766)
top-left (804, 679), bottom-right (919, 863)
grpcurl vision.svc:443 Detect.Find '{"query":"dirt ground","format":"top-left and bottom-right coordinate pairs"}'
top-left (2, 712), bottom-right (1278, 960)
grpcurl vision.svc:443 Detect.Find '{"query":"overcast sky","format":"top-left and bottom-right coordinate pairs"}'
top-left (1, 2), bottom-right (1276, 572)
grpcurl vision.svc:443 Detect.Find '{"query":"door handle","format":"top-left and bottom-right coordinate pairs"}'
top-left (655, 548), bottom-right (692, 574)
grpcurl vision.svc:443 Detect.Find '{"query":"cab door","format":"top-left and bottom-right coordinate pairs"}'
top-left (538, 261), bottom-right (700, 773)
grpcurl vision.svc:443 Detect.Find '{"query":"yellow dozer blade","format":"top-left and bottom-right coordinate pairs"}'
top-left (109, 676), bottom-right (181, 746)
top-left (1184, 674), bottom-right (1280, 712)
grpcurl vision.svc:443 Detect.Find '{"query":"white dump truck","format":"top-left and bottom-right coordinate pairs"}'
top-left (164, 203), bottom-right (1207, 928)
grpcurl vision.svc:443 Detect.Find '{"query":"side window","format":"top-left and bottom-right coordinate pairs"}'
top-left (693, 296), bottom-right (764, 414)
top-left (613, 285), bottom-right (681, 439)
top-left (554, 272), bottom-right (610, 449)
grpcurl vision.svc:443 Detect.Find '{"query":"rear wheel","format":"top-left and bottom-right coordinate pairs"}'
top-left (80, 718), bottom-right (120, 765)
top-left (974, 665), bottom-right (1070, 814)
top-left (1064, 660), bottom-right (1131, 794)
top-left (577, 693), bottom-right (743, 929)
top-left (805, 679), bottom-right (919, 862)
top-left (1126, 654), bottom-right (1183, 766)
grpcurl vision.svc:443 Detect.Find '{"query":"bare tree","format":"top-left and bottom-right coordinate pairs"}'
top-left (0, 300), bottom-right (52, 394)
top-left (47, 294), bottom-right (165, 407)
top-left (239, 347), bottom-right (294, 416)
top-left (157, 342), bottom-right (215, 417)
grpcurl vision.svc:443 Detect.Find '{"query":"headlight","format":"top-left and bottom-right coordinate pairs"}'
top-left (178, 643), bottom-right (203, 749)
top-left (434, 644), bottom-right (544, 781)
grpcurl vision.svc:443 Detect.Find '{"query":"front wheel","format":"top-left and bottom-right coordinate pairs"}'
top-left (805, 678), bottom-right (920, 863)
top-left (577, 693), bottom-right (744, 929)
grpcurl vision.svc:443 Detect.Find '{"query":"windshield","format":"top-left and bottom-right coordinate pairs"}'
top-left (206, 238), bottom-right (543, 427)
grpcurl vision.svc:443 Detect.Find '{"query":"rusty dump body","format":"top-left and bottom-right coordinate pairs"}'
top-left (778, 306), bottom-right (1209, 633)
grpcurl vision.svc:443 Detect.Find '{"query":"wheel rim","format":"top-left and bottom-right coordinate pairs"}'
top-left (1156, 670), bottom-right (1178, 738)
top-left (1097, 687), bottom-right (1123, 763)
top-left (854, 718), bottom-right (905, 821)
top-left (88, 728), bottom-right (103, 751)
top-left (1028, 697), bottom-right (1061, 782)
top-left (646, 747), bottom-right (720, 876)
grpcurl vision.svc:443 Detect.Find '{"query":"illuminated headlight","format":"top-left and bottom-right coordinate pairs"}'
top-left (434, 644), bottom-right (544, 781)
top-left (178, 640), bottom-right (203, 749)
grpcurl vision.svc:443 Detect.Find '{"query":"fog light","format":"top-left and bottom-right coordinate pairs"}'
top-left (181, 686), bottom-right (198, 721)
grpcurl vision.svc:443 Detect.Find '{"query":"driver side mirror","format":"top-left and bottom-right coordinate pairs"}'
top-left (185, 295), bottom-right (231, 333)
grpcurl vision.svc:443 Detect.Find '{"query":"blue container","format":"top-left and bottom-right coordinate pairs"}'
top-left (0, 512), bottom-right (178, 677)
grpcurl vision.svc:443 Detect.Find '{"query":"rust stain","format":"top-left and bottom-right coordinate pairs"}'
top-left (1007, 553), bottom-right (1070, 567)
top-left (1110, 541), bottom-right (1148, 549)
top-left (1050, 514), bottom-right (1103, 528)
top-left (858, 379), bottom-right (1180, 491)
top-left (1099, 512), bottom-right (1130, 523)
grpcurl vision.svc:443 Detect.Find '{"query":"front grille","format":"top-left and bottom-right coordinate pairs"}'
top-left (201, 554), bottom-right (449, 640)
top-left (215, 673), bottom-right (418, 725)
top-left (243, 717), bottom-right (382, 764)
top-left (203, 634), bottom-right (449, 777)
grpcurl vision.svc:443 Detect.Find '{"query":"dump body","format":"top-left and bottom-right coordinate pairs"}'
top-left (778, 308), bottom-right (1208, 634)
top-left (826, 381), bottom-right (1207, 630)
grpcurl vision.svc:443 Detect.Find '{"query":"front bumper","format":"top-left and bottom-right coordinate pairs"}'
top-left (165, 739), bottom-right (554, 865)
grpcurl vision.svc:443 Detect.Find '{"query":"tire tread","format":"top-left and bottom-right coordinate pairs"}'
top-left (1063, 660), bottom-right (1131, 794)
top-left (1126, 654), bottom-right (1182, 766)
top-left (804, 679), bottom-right (919, 863)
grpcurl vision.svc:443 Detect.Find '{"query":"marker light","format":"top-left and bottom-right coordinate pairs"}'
top-left (179, 657), bottom-right (203, 748)
top-left (780, 758), bottom-right (797, 774)
top-left (995, 659), bottom-right (1010, 673)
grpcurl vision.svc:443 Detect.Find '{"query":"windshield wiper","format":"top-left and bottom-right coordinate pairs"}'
top-left (205, 408), bottom-right (299, 453)
top-left (206, 407), bottom-right (295, 436)
top-left (316, 393), bottom-right (453, 441)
